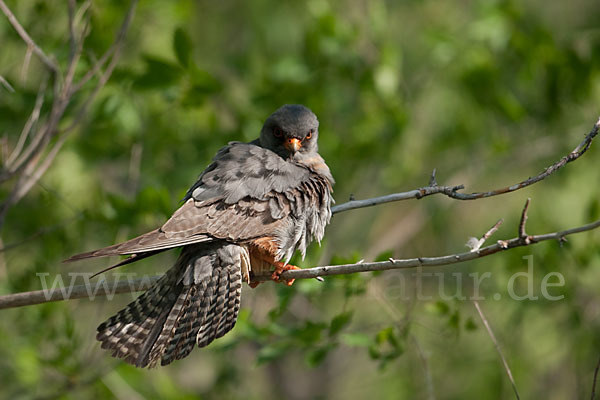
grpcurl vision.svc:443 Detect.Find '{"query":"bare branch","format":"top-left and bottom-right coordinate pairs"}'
top-left (0, 0), bottom-right (138, 228)
top-left (332, 117), bottom-right (600, 215)
top-left (4, 75), bottom-right (49, 170)
top-left (67, 0), bottom-right (77, 61)
top-left (473, 300), bottom-right (521, 400)
top-left (69, 0), bottom-right (138, 96)
top-left (265, 217), bottom-right (600, 281)
top-left (483, 219), bottom-right (504, 242)
top-left (466, 218), bottom-right (504, 252)
top-left (428, 168), bottom-right (437, 186)
top-left (12, 134), bottom-right (68, 203)
top-left (0, 276), bottom-right (159, 310)
top-left (518, 198), bottom-right (531, 242)
top-left (1, 212), bottom-right (599, 309)
top-left (73, 0), bottom-right (92, 27)
top-left (331, 183), bottom-right (464, 214)
top-left (0, 0), bottom-right (59, 74)
top-left (411, 337), bottom-right (436, 400)
top-left (0, 74), bottom-right (15, 93)
top-left (62, 0), bottom-right (138, 135)
top-left (592, 355), bottom-right (600, 400)
top-left (21, 45), bottom-right (33, 81)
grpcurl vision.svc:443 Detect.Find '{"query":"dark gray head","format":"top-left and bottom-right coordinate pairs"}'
top-left (260, 104), bottom-right (319, 160)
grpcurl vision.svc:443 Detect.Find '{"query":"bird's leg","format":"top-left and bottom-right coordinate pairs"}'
top-left (248, 240), bottom-right (300, 286)
top-left (270, 261), bottom-right (300, 286)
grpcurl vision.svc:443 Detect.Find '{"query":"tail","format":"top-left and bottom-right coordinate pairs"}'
top-left (96, 242), bottom-right (244, 367)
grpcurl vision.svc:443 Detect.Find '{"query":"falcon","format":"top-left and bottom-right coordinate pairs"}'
top-left (67, 104), bottom-right (334, 367)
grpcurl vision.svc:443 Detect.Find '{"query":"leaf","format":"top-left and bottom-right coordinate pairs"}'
top-left (173, 27), bottom-right (193, 67)
top-left (180, 66), bottom-right (222, 106)
top-left (371, 326), bottom-right (405, 368)
top-left (306, 344), bottom-right (337, 368)
top-left (329, 311), bottom-right (353, 337)
top-left (134, 55), bottom-right (183, 89)
top-left (368, 345), bottom-right (381, 360)
top-left (448, 309), bottom-right (461, 334)
top-left (464, 316), bottom-right (478, 331)
top-left (293, 321), bottom-right (326, 345)
top-left (425, 300), bottom-right (450, 315)
top-left (375, 326), bottom-right (394, 344)
top-left (268, 285), bottom-right (295, 321)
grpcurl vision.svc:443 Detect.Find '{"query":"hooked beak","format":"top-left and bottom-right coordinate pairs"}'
top-left (284, 137), bottom-right (302, 153)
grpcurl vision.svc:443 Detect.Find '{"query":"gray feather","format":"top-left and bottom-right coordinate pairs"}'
top-left (96, 242), bottom-right (245, 368)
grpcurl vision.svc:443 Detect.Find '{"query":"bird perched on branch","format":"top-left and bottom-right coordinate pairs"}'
top-left (66, 104), bottom-right (334, 367)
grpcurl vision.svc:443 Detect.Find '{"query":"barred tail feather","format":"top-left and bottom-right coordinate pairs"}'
top-left (96, 243), bottom-right (244, 368)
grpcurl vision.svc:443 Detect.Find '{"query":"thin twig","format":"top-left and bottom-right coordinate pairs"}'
top-left (12, 135), bottom-right (68, 203)
top-left (467, 218), bottom-right (504, 252)
top-left (592, 355), bottom-right (600, 400)
top-left (0, 0), bottom-right (59, 74)
top-left (4, 75), bottom-right (49, 170)
top-left (21, 46), bottom-right (32, 81)
top-left (69, 0), bottom-right (137, 96)
top-left (412, 336), bottom-right (436, 400)
top-left (67, 0), bottom-right (77, 62)
top-left (518, 198), bottom-right (531, 242)
top-left (0, 74), bottom-right (14, 93)
top-left (332, 117), bottom-right (600, 215)
top-left (473, 301), bottom-right (521, 400)
top-left (483, 219), bottom-right (504, 242)
top-left (64, 0), bottom-right (138, 130)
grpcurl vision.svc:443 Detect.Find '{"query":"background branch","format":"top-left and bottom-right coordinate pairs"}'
top-left (0, 0), bottom-right (59, 74)
top-left (592, 355), bottom-right (600, 400)
top-left (0, 0), bottom-right (138, 229)
top-left (474, 300), bottom-right (521, 400)
top-left (332, 117), bottom-right (599, 215)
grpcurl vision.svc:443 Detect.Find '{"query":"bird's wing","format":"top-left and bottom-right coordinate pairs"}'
top-left (66, 142), bottom-right (332, 262)
top-left (65, 228), bottom-right (213, 261)
top-left (161, 142), bottom-right (331, 242)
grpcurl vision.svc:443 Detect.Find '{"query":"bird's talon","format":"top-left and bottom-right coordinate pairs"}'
top-left (271, 263), bottom-right (300, 286)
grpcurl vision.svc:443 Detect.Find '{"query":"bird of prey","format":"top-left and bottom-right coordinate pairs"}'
top-left (66, 104), bottom-right (334, 368)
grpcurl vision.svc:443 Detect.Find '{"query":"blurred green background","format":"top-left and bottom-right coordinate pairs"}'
top-left (1, 0), bottom-right (600, 399)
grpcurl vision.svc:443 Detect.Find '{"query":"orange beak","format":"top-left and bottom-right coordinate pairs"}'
top-left (284, 137), bottom-right (302, 153)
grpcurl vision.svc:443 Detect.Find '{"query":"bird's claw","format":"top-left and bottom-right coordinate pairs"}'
top-left (271, 263), bottom-right (300, 286)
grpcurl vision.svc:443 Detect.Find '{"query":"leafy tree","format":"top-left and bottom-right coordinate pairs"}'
top-left (0, 0), bottom-right (599, 398)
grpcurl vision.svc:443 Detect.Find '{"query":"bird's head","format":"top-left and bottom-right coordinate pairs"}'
top-left (260, 104), bottom-right (319, 161)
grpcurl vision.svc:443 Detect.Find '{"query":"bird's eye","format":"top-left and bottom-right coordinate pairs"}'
top-left (273, 127), bottom-right (283, 138)
top-left (306, 129), bottom-right (313, 140)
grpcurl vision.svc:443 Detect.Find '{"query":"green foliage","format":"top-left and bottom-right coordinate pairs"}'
top-left (368, 326), bottom-right (405, 369)
top-left (1, 0), bottom-right (599, 399)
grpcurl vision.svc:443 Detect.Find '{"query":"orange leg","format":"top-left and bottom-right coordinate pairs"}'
top-left (271, 261), bottom-right (300, 286)
top-left (248, 263), bottom-right (299, 287)
top-left (247, 240), bottom-right (300, 287)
